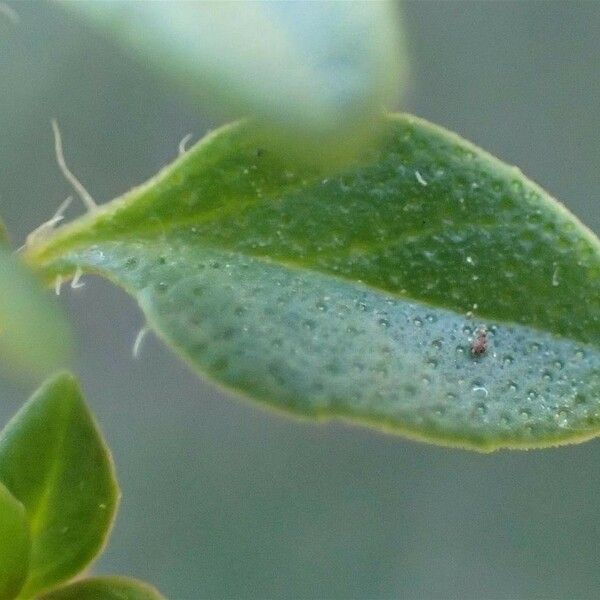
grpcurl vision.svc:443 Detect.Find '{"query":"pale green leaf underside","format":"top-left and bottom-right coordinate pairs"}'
top-left (0, 482), bottom-right (29, 600)
top-left (0, 373), bottom-right (119, 598)
top-left (40, 577), bottom-right (164, 600)
top-left (63, 1), bottom-right (405, 164)
top-left (26, 115), bottom-right (600, 451)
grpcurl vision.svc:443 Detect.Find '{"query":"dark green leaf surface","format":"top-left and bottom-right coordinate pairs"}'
top-left (25, 115), bottom-right (600, 451)
top-left (0, 482), bottom-right (29, 600)
top-left (62, 1), bottom-right (405, 165)
top-left (40, 577), bottom-right (164, 600)
top-left (0, 373), bottom-right (119, 597)
top-left (0, 249), bottom-right (72, 378)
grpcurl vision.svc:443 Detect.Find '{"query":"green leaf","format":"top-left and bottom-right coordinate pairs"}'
top-left (0, 218), bottom-right (8, 244)
top-left (0, 482), bottom-right (30, 600)
top-left (40, 577), bottom-right (164, 600)
top-left (0, 249), bottom-right (72, 378)
top-left (61, 1), bottom-right (405, 165)
top-left (0, 373), bottom-right (119, 598)
top-left (24, 115), bottom-right (600, 451)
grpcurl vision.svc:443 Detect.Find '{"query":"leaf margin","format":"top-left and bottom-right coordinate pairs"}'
top-left (21, 114), bottom-right (600, 453)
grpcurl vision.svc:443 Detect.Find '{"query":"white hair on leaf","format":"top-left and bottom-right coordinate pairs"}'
top-left (415, 170), bottom-right (428, 186)
top-left (178, 133), bottom-right (193, 156)
top-left (54, 275), bottom-right (63, 296)
top-left (132, 325), bottom-right (150, 359)
top-left (51, 119), bottom-right (97, 212)
top-left (25, 196), bottom-right (73, 249)
top-left (70, 266), bottom-right (85, 289)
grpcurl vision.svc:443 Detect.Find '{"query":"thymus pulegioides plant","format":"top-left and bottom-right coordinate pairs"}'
top-left (1, 3), bottom-right (599, 598)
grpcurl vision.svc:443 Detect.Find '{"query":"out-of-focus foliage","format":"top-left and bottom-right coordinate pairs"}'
top-left (40, 577), bottom-right (163, 600)
top-left (62, 1), bottom-right (406, 166)
top-left (0, 482), bottom-right (29, 600)
top-left (0, 246), bottom-right (71, 379)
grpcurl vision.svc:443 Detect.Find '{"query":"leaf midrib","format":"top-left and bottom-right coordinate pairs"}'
top-left (22, 112), bottom-right (600, 350)
top-left (38, 229), bottom-right (600, 354)
top-left (25, 395), bottom-right (73, 589)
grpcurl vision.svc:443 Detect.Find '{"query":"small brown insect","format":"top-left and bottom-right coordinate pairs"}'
top-left (470, 329), bottom-right (488, 356)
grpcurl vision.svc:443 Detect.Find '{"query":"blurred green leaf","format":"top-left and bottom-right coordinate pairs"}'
top-left (0, 219), bottom-right (7, 244)
top-left (25, 114), bottom-right (600, 451)
top-left (0, 482), bottom-right (29, 600)
top-left (40, 577), bottom-right (164, 600)
top-left (0, 248), bottom-right (72, 378)
top-left (0, 373), bottom-right (119, 598)
top-left (62, 1), bottom-right (406, 165)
